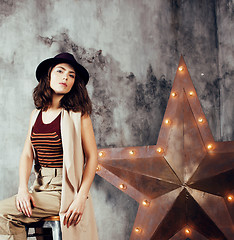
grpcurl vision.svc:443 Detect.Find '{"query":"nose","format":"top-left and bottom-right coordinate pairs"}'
top-left (63, 73), bottom-right (68, 81)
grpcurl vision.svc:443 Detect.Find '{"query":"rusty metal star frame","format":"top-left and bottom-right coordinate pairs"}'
top-left (96, 56), bottom-right (234, 240)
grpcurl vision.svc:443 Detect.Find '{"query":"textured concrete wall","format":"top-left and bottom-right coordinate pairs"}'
top-left (0, 0), bottom-right (233, 239)
top-left (216, 0), bottom-right (234, 140)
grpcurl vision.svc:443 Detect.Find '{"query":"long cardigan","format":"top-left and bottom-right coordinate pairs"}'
top-left (31, 109), bottom-right (98, 240)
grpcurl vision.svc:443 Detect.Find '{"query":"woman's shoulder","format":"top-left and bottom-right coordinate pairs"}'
top-left (67, 110), bottom-right (82, 117)
top-left (62, 110), bottom-right (82, 123)
top-left (31, 108), bottom-right (40, 114)
top-left (67, 111), bottom-right (91, 124)
top-left (29, 109), bottom-right (41, 125)
top-left (30, 109), bottom-right (40, 117)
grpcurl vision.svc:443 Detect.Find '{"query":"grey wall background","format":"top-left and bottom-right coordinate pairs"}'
top-left (0, 0), bottom-right (233, 239)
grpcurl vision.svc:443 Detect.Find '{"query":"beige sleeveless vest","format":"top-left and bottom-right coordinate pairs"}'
top-left (31, 109), bottom-right (98, 240)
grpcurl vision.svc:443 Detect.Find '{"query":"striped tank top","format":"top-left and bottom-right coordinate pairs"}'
top-left (31, 110), bottom-right (63, 168)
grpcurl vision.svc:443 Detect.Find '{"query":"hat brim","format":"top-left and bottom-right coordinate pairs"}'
top-left (36, 57), bottom-right (89, 85)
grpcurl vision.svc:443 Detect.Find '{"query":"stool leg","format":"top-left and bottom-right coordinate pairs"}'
top-left (35, 227), bottom-right (44, 240)
top-left (51, 221), bottom-right (62, 240)
top-left (25, 226), bottom-right (29, 237)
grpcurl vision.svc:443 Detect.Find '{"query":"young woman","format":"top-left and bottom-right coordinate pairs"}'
top-left (0, 53), bottom-right (99, 239)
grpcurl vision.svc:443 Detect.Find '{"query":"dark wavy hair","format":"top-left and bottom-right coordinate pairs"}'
top-left (33, 64), bottom-right (92, 115)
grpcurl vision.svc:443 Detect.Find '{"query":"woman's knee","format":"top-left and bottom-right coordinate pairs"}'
top-left (0, 196), bottom-right (18, 216)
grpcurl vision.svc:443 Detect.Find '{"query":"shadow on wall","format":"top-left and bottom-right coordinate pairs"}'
top-left (91, 174), bottom-right (139, 240)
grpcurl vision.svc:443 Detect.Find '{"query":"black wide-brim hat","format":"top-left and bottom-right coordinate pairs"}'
top-left (36, 52), bottom-right (89, 85)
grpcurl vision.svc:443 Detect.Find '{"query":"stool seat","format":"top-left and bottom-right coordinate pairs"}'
top-left (26, 215), bottom-right (62, 240)
top-left (43, 216), bottom-right (60, 221)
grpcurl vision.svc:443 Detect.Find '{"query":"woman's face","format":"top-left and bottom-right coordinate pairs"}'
top-left (50, 63), bottom-right (76, 95)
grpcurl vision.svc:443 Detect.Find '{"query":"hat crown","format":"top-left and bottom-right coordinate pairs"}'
top-left (54, 52), bottom-right (75, 61)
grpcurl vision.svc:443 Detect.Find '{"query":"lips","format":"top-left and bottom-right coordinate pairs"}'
top-left (59, 83), bottom-right (67, 87)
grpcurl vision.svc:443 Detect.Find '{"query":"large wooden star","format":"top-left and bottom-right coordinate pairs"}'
top-left (96, 56), bottom-right (234, 240)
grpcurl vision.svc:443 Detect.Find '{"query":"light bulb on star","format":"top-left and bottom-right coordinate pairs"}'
top-left (189, 91), bottom-right (194, 96)
top-left (96, 165), bottom-right (101, 171)
top-left (98, 151), bottom-right (105, 157)
top-left (129, 150), bottom-right (135, 156)
top-left (198, 117), bottom-right (204, 123)
top-left (142, 199), bottom-right (150, 207)
top-left (178, 66), bottom-right (184, 71)
top-left (119, 184), bottom-right (127, 190)
top-left (227, 195), bottom-right (233, 202)
top-left (164, 119), bottom-right (171, 125)
top-left (135, 227), bottom-right (142, 234)
top-left (207, 144), bottom-right (214, 151)
top-left (156, 147), bottom-right (164, 154)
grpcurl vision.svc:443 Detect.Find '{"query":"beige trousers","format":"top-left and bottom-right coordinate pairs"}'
top-left (0, 167), bottom-right (62, 240)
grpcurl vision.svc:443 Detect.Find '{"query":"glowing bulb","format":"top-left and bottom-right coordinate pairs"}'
top-left (207, 144), bottom-right (213, 150)
top-left (189, 91), bottom-right (194, 96)
top-left (198, 118), bottom-right (204, 123)
top-left (96, 165), bottom-right (101, 171)
top-left (185, 228), bottom-right (191, 234)
top-left (156, 147), bottom-right (164, 153)
top-left (171, 92), bottom-right (177, 97)
top-left (142, 199), bottom-right (150, 207)
top-left (165, 119), bottom-right (171, 125)
top-left (135, 227), bottom-right (142, 233)
top-left (227, 195), bottom-right (233, 202)
top-left (178, 66), bottom-right (184, 71)
top-left (98, 151), bottom-right (105, 157)
top-left (129, 150), bottom-right (135, 155)
top-left (119, 184), bottom-right (127, 190)
top-left (201, 73), bottom-right (204, 76)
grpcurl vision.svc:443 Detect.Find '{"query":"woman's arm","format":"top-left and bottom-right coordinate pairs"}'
top-left (64, 114), bottom-right (98, 228)
top-left (16, 111), bottom-right (36, 217)
top-left (77, 114), bottom-right (98, 198)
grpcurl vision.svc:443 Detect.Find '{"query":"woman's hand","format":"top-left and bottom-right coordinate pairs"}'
top-left (63, 194), bottom-right (87, 228)
top-left (16, 189), bottom-right (36, 217)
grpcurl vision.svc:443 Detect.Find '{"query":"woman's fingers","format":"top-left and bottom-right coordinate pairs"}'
top-left (75, 214), bottom-right (82, 226)
top-left (67, 212), bottom-right (78, 228)
top-left (26, 200), bottom-right (33, 216)
top-left (73, 214), bottom-right (80, 225)
top-left (64, 210), bottom-right (82, 228)
top-left (19, 201), bottom-right (27, 216)
top-left (16, 193), bottom-right (33, 217)
top-left (63, 210), bottom-right (72, 226)
top-left (22, 200), bottom-right (31, 217)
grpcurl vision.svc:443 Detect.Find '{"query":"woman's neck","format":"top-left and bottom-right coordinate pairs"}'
top-left (49, 94), bottom-right (64, 110)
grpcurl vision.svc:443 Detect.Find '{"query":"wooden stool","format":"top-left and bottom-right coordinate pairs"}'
top-left (26, 216), bottom-right (62, 240)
